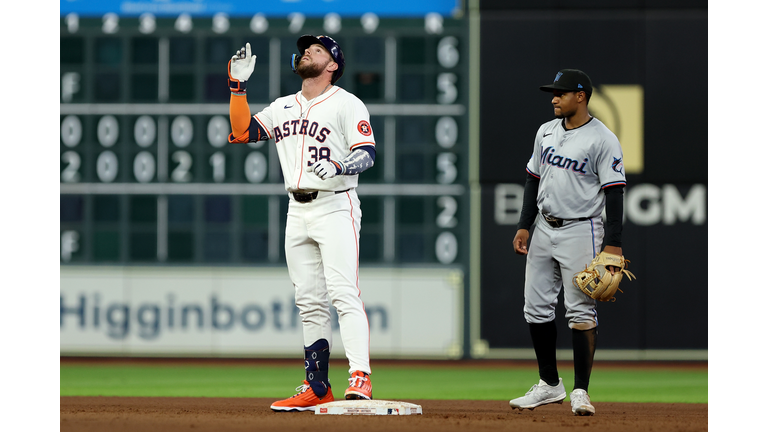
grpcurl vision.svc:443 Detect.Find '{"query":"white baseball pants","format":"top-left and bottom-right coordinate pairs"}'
top-left (284, 189), bottom-right (371, 375)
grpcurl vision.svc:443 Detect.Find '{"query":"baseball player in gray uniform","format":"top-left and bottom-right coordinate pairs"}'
top-left (227, 35), bottom-right (376, 411)
top-left (508, 69), bottom-right (627, 416)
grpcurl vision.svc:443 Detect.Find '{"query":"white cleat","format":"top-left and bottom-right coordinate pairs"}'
top-left (570, 388), bottom-right (596, 416)
top-left (509, 378), bottom-right (567, 411)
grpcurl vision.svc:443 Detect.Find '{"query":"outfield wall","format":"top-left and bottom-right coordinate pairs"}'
top-left (471, 1), bottom-right (708, 359)
top-left (60, 267), bottom-right (464, 359)
top-left (59, 1), bottom-right (708, 361)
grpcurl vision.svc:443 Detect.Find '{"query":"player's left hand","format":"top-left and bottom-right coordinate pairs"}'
top-left (602, 245), bottom-right (622, 275)
top-left (306, 160), bottom-right (342, 180)
top-left (573, 250), bottom-right (636, 302)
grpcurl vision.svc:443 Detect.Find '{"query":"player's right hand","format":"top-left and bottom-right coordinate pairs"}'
top-left (513, 229), bottom-right (530, 255)
top-left (229, 43), bottom-right (256, 82)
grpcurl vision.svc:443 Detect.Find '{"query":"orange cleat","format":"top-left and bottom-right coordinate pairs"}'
top-left (270, 380), bottom-right (334, 412)
top-left (344, 371), bottom-right (373, 400)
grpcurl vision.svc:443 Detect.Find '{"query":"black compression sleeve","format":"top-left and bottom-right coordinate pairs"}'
top-left (603, 185), bottom-right (625, 247)
top-left (517, 173), bottom-right (540, 231)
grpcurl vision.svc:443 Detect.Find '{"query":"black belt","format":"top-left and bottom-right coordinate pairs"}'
top-left (541, 212), bottom-right (590, 228)
top-left (292, 189), bottom-right (351, 203)
top-left (292, 191), bottom-right (318, 203)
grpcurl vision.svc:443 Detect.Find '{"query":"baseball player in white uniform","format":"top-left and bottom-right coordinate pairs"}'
top-left (227, 35), bottom-right (376, 411)
top-left (508, 69), bottom-right (627, 416)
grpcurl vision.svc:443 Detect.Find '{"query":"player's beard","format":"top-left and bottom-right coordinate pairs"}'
top-left (296, 58), bottom-right (331, 80)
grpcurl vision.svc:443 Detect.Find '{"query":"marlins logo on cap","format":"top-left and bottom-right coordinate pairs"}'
top-left (540, 69), bottom-right (593, 98)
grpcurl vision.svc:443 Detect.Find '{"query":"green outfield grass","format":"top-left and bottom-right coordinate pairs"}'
top-left (60, 363), bottom-right (707, 403)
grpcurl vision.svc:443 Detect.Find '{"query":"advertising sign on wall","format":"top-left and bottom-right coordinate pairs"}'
top-left (61, 267), bottom-right (464, 358)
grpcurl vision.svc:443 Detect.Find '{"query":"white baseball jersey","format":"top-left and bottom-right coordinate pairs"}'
top-left (525, 117), bottom-right (626, 219)
top-left (251, 86), bottom-right (376, 192)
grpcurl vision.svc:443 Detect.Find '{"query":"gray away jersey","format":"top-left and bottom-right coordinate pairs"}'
top-left (525, 117), bottom-right (626, 219)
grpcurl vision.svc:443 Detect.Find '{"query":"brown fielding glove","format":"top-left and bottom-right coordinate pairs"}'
top-left (572, 251), bottom-right (636, 302)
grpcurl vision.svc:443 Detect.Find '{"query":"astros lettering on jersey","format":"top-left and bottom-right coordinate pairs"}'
top-left (229, 86), bottom-right (375, 193)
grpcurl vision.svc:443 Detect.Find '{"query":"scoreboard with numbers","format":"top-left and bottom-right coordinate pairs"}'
top-left (59, 7), bottom-right (470, 269)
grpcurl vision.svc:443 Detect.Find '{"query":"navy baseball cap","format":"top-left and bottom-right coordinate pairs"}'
top-left (540, 69), bottom-right (592, 96)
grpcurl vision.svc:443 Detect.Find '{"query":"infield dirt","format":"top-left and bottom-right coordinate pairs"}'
top-left (60, 358), bottom-right (708, 431)
top-left (60, 396), bottom-right (707, 432)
